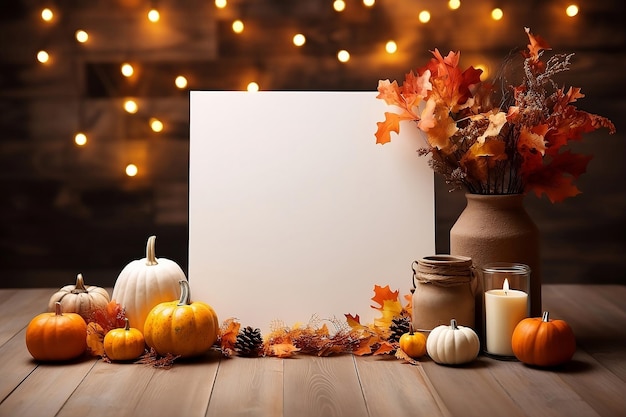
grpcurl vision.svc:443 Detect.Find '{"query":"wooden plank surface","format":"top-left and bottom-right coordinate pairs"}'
top-left (0, 285), bottom-right (624, 417)
top-left (283, 355), bottom-right (368, 417)
top-left (206, 356), bottom-right (283, 417)
top-left (355, 355), bottom-right (451, 417)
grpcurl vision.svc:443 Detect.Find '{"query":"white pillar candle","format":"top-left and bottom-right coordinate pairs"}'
top-left (484, 279), bottom-right (528, 356)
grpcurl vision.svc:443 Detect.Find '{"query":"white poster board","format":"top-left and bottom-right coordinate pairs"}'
top-left (188, 91), bottom-right (434, 333)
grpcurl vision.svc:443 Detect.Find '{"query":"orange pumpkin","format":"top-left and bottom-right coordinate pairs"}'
top-left (103, 318), bottom-right (146, 361)
top-left (399, 325), bottom-right (427, 359)
top-left (143, 280), bottom-right (219, 358)
top-left (25, 302), bottom-right (88, 361)
top-left (511, 311), bottom-right (576, 367)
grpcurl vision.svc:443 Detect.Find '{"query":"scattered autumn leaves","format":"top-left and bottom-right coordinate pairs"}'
top-left (85, 284), bottom-right (417, 367)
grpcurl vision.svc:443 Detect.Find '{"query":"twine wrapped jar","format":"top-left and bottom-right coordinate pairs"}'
top-left (411, 255), bottom-right (478, 332)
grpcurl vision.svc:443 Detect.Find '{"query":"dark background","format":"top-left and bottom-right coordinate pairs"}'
top-left (1, 0), bottom-right (624, 288)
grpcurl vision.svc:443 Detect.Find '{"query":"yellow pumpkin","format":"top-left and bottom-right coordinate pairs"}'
top-left (103, 318), bottom-right (146, 361)
top-left (399, 325), bottom-right (427, 358)
top-left (48, 273), bottom-right (110, 322)
top-left (111, 236), bottom-right (186, 334)
top-left (143, 280), bottom-right (219, 358)
top-left (26, 302), bottom-right (88, 361)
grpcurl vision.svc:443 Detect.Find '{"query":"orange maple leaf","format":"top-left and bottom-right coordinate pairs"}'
top-left (371, 285), bottom-right (399, 309)
top-left (219, 318), bottom-right (241, 356)
top-left (524, 27), bottom-right (551, 62)
top-left (86, 322), bottom-right (106, 357)
top-left (268, 343), bottom-right (300, 358)
top-left (373, 341), bottom-right (396, 356)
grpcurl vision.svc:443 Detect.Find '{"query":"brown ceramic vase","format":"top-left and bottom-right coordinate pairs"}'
top-left (450, 193), bottom-right (542, 320)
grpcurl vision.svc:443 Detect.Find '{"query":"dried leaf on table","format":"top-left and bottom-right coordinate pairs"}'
top-left (135, 347), bottom-right (180, 369)
top-left (218, 317), bottom-right (241, 357)
top-left (86, 322), bottom-right (106, 357)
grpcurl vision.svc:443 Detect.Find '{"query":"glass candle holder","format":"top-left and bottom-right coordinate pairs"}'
top-left (482, 263), bottom-right (530, 359)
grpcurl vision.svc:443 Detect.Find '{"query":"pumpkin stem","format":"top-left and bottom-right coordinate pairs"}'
top-left (408, 323), bottom-right (414, 335)
top-left (145, 235), bottom-right (159, 266)
top-left (71, 273), bottom-right (88, 294)
top-left (450, 318), bottom-right (458, 330)
top-left (124, 317), bottom-right (131, 331)
top-left (54, 301), bottom-right (62, 316)
top-left (542, 311), bottom-right (550, 322)
top-left (178, 280), bottom-right (191, 306)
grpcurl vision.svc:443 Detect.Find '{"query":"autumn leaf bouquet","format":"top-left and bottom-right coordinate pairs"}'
top-left (375, 28), bottom-right (615, 203)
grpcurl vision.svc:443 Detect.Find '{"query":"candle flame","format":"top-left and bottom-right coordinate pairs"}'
top-left (503, 278), bottom-right (510, 295)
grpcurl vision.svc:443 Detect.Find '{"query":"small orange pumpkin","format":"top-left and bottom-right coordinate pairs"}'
top-left (25, 302), bottom-right (88, 361)
top-left (143, 280), bottom-right (219, 358)
top-left (399, 325), bottom-right (427, 358)
top-left (511, 311), bottom-right (576, 367)
top-left (103, 318), bottom-right (146, 361)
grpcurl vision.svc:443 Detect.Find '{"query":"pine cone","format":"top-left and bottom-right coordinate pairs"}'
top-left (388, 316), bottom-right (410, 343)
top-left (235, 326), bottom-right (263, 357)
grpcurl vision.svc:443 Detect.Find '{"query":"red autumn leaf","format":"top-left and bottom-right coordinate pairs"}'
top-left (524, 151), bottom-right (593, 203)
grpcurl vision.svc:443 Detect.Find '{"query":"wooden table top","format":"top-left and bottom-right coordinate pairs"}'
top-left (1, 284), bottom-right (625, 417)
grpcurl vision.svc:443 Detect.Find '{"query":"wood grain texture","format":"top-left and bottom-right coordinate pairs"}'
top-left (136, 351), bottom-right (221, 417)
top-left (206, 357), bottom-right (283, 417)
top-left (0, 288), bottom-right (51, 346)
top-left (55, 360), bottom-right (156, 417)
top-left (354, 355), bottom-right (451, 417)
top-left (283, 355), bottom-right (368, 417)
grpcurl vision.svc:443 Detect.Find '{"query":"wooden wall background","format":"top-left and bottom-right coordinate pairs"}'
top-left (0, 0), bottom-right (624, 288)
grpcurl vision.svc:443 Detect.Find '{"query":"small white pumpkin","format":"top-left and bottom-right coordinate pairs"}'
top-left (111, 235), bottom-right (186, 334)
top-left (426, 318), bottom-right (480, 365)
top-left (48, 273), bottom-right (111, 322)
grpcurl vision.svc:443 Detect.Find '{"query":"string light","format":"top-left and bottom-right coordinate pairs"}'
top-left (121, 63), bottom-right (134, 77)
top-left (491, 8), bottom-right (503, 20)
top-left (448, 0), bottom-right (461, 10)
top-left (124, 99), bottom-right (138, 114)
top-left (418, 10), bottom-right (431, 23)
top-left (566, 4), bottom-right (579, 17)
top-left (175, 75), bottom-right (188, 89)
top-left (37, 50), bottom-right (50, 63)
top-left (215, 0), bottom-right (227, 8)
top-left (293, 33), bottom-right (306, 47)
top-left (337, 50), bottom-right (350, 63)
top-left (41, 8), bottom-right (54, 22)
top-left (74, 133), bottom-right (87, 146)
top-left (333, 0), bottom-right (346, 12)
top-left (385, 40), bottom-right (397, 54)
top-left (247, 82), bottom-right (260, 92)
top-left (125, 164), bottom-right (138, 177)
top-left (363, 0), bottom-right (375, 7)
top-left (75, 30), bottom-right (89, 43)
top-left (232, 20), bottom-right (244, 34)
top-left (150, 118), bottom-right (164, 132)
top-left (148, 8), bottom-right (160, 22)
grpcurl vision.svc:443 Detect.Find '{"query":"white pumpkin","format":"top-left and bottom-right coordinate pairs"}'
top-left (426, 319), bottom-right (480, 365)
top-left (111, 235), bottom-right (186, 334)
top-left (48, 273), bottom-right (110, 322)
